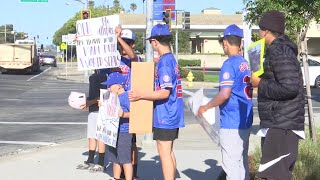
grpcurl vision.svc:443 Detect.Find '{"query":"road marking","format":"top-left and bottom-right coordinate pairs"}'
top-left (27, 67), bottom-right (52, 81)
top-left (0, 122), bottom-right (87, 125)
top-left (0, 141), bottom-right (57, 146)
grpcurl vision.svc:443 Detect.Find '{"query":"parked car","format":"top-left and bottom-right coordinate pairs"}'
top-left (301, 56), bottom-right (320, 88)
top-left (39, 54), bottom-right (57, 67)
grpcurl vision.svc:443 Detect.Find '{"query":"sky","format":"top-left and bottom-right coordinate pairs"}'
top-left (0, 0), bottom-right (244, 45)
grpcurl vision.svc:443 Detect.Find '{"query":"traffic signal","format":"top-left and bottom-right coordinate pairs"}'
top-left (182, 11), bottom-right (191, 30)
top-left (81, 10), bottom-right (91, 19)
top-left (162, 9), bottom-right (171, 30)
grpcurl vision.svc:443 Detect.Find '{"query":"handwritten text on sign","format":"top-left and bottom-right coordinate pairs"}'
top-left (96, 90), bottom-right (120, 148)
top-left (76, 15), bottom-right (121, 71)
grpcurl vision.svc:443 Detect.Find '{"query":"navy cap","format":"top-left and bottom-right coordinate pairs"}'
top-left (147, 24), bottom-right (171, 40)
top-left (223, 24), bottom-right (243, 38)
top-left (101, 72), bottom-right (126, 88)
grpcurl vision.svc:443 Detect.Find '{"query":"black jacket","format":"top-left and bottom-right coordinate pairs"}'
top-left (258, 35), bottom-right (305, 130)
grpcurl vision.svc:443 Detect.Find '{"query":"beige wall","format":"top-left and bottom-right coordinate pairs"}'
top-left (203, 39), bottom-right (224, 54)
top-left (307, 21), bottom-right (320, 38)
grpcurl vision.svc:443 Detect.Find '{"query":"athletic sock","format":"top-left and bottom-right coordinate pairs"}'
top-left (87, 150), bottom-right (95, 163)
top-left (98, 152), bottom-right (105, 166)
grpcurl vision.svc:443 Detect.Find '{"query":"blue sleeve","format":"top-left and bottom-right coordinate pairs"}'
top-left (219, 61), bottom-right (235, 88)
top-left (120, 93), bottom-right (130, 112)
top-left (158, 66), bottom-right (174, 90)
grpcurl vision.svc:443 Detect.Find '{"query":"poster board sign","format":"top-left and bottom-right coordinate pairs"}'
top-left (96, 89), bottom-right (120, 148)
top-left (129, 62), bottom-right (154, 134)
top-left (186, 88), bottom-right (220, 144)
top-left (247, 38), bottom-right (265, 76)
top-left (76, 15), bottom-right (121, 71)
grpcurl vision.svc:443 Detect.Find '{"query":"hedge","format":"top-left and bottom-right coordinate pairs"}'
top-left (179, 67), bottom-right (204, 81)
top-left (178, 59), bottom-right (201, 67)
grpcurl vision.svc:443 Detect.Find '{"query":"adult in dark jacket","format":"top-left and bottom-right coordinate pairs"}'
top-left (251, 11), bottom-right (305, 180)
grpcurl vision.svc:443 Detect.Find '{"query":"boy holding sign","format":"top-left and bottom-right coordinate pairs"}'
top-left (129, 24), bottom-right (185, 180)
top-left (101, 72), bottom-right (133, 180)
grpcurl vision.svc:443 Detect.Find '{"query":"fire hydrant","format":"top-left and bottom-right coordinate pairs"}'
top-left (186, 71), bottom-right (194, 87)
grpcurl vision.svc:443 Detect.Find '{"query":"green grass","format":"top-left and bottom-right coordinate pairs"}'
top-left (204, 74), bottom-right (219, 82)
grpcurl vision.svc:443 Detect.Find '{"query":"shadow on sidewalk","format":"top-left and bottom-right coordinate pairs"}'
top-left (181, 159), bottom-right (222, 180)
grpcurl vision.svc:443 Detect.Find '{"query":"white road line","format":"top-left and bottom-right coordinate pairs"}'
top-left (0, 122), bottom-right (87, 125)
top-left (0, 141), bottom-right (57, 146)
top-left (27, 67), bottom-right (52, 81)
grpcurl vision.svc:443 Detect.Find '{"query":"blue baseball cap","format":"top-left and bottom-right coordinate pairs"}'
top-left (223, 24), bottom-right (243, 38)
top-left (121, 29), bottom-right (135, 41)
top-left (101, 72), bottom-right (126, 88)
top-left (147, 24), bottom-right (171, 40)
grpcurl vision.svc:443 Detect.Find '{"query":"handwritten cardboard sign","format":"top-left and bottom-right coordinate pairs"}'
top-left (96, 89), bottom-right (120, 148)
top-left (76, 15), bottom-right (121, 71)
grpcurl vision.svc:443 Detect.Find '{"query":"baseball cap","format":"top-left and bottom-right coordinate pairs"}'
top-left (121, 29), bottom-right (135, 41)
top-left (101, 72), bottom-right (126, 88)
top-left (223, 24), bottom-right (243, 38)
top-left (146, 24), bottom-right (171, 40)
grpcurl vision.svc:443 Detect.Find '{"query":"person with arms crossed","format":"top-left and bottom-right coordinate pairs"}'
top-left (198, 24), bottom-right (253, 180)
top-left (251, 11), bottom-right (305, 180)
top-left (128, 24), bottom-right (184, 180)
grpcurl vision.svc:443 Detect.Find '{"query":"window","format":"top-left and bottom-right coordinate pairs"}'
top-left (308, 59), bottom-right (320, 66)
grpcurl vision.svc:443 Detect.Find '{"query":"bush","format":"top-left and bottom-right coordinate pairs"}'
top-left (178, 59), bottom-right (201, 67)
top-left (249, 136), bottom-right (320, 180)
top-left (179, 67), bottom-right (204, 81)
top-left (179, 67), bottom-right (189, 78)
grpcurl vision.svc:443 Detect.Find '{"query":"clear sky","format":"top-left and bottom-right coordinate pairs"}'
top-left (0, 0), bottom-right (244, 45)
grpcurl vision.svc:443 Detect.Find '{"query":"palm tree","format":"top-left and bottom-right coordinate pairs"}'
top-left (130, 3), bottom-right (137, 14)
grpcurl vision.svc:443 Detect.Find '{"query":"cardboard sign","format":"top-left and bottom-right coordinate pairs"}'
top-left (76, 15), bottom-right (121, 71)
top-left (247, 38), bottom-right (265, 76)
top-left (96, 89), bottom-right (120, 148)
top-left (129, 62), bottom-right (154, 134)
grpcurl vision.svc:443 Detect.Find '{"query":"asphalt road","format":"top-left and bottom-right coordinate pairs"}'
top-left (0, 66), bottom-right (89, 156)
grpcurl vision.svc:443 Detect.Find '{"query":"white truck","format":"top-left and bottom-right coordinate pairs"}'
top-left (0, 40), bottom-right (40, 73)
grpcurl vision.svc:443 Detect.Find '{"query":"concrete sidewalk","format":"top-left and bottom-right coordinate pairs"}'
top-left (0, 124), bottom-right (223, 180)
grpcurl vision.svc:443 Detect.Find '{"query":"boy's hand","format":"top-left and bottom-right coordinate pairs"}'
top-left (115, 26), bottom-right (122, 38)
top-left (128, 90), bottom-right (141, 102)
top-left (118, 107), bottom-right (124, 117)
top-left (251, 75), bottom-right (261, 88)
top-left (197, 105), bottom-right (208, 118)
top-left (97, 100), bottom-right (102, 107)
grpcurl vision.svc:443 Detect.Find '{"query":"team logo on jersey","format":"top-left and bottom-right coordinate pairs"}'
top-left (223, 72), bottom-right (230, 80)
top-left (163, 75), bottom-right (171, 82)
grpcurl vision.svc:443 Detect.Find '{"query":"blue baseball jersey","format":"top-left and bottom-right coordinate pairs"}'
top-left (118, 91), bottom-right (130, 133)
top-left (106, 56), bottom-right (142, 91)
top-left (219, 55), bottom-right (253, 129)
top-left (154, 53), bottom-right (185, 129)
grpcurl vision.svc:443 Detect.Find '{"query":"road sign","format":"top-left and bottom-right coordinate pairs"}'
top-left (21, 0), bottom-right (48, 2)
top-left (60, 43), bottom-right (67, 50)
top-left (153, 0), bottom-right (175, 21)
top-left (62, 35), bottom-right (68, 43)
top-left (67, 34), bottom-right (76, 45)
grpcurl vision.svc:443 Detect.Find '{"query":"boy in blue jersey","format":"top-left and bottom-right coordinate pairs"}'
top-left (198, 24), bottom-right (253, 180)
top-left (101, 72), bottom-right (134, 180)
top-left (129, 24), bottom-right (185, 180)
top-left (109, 27), bottom-right (140, 179)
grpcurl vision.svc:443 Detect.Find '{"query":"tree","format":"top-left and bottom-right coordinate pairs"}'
top-left (88, 0), bottom-right (95, 7)
top-left (130, 3), bottom-right (137, 14)
top-left (244, 0), bottom-right (320, 141)
top-left (172, 31), bottom-right (191, 53)
top-left (0, 24), bottom-right (28, 43)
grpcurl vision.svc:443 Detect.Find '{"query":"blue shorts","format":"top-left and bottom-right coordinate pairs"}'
top-left (107, 133), bottom-right (132, 164)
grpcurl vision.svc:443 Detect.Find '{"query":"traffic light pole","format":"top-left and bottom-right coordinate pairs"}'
top-left (143, 0), bottom-right (154, 144)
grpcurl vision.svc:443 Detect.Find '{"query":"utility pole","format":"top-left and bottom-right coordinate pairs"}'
top-left (175, 11), bottom-right (179, 61)
top-left (144, 0), bottom-right (154, 143)
top-left (4, 24), bottom-right (6, 43)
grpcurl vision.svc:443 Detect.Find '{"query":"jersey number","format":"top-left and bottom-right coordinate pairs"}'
top-left (243, 75), bottom-right (253, 99)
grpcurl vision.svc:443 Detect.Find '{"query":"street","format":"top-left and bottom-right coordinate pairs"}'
top-left (0, 66), bottom-right (89, 156)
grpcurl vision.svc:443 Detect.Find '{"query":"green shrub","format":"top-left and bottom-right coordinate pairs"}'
top-left (249, 135), bottom-right (320, 180)
top-left (179, 67), bottom-right (189, 78)
top-left (178, 59), bottom-right (201, 67)
top-left (192, 71), bottom-right (204, 81)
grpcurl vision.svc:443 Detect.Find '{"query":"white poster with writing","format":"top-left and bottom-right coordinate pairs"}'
top-left (186, 88), bottom-right (220, 145)
top-left (96, 89), bottom-right (120, 148)
top-left (76, 15), bottom-right (121, 71)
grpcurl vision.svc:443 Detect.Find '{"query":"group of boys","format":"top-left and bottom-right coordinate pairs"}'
top-left (77, 9), bottom-right (303, 180)
top-left (79, 24), bottom-right (184, 180)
